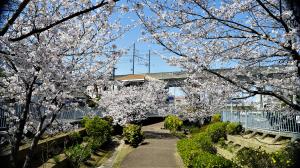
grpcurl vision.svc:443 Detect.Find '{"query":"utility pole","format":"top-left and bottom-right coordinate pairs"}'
top-left (148, 50), bottom-right (150, 73)
top-left (132, 43), bottom-right (135, 75)
top-left (112, 67), bottom-right (116, 80)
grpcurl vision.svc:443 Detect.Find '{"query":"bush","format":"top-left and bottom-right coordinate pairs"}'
top-left (211, 113), bottom-right (222, 123)
top-left (123, 124), bottom-right (144, 147)
top-left (65, 144), bottom-right (91, 168)
top-left (103, 116), bottom-right (113, 124)
top-left (177, 138), bottom-right (234, 168)
top-left (271, 142), bottom-right (300, 168)
top-left (84, 116), bottom-right (112, 148)
top-left (193, 132), bottom-right (216, 154)
top-left (236, 147), bottom-right (273, 168)
top-left (191, 151), bottom-right (236, 168)
top-left (236, 143), bottom-right (300, 168)
top-left (69, 131), bottom-right (81, 144)
top-left (226, 122), bottom-right (243, 135)
top-left (164, 115), bottom-right (183, 132)
top-left (87, 137), bottom-right (105, 151)
top-left (206, 122), bottom-right (227, 143)
top-left (177, 138), bottom-right (201, 167)
top-left (217, 137), bottom-right (227, 148)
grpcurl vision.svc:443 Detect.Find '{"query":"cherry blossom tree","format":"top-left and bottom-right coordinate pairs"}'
top-left (177, 74), bottom-right (239, 120)
top-left (0, 0), bottom-right (125, 167)
top-left (99, 81), bottom-right (169, 125)
top-left (134, 0), bottom-right (300, 114)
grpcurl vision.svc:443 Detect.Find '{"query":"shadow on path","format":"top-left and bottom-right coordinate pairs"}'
top-left (120, 122), bottom-right (184, 168)
top-left (143, 131), bottom-right (176, 139)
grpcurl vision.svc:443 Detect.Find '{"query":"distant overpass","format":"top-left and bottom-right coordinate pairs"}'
top-left (115, 65), bottom-right (291, 87)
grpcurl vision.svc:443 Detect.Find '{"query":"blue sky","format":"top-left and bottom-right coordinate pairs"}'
top-left (112, 6), bottom-right (181, 75)
top-left (113, 22), bottom-right (184, 96)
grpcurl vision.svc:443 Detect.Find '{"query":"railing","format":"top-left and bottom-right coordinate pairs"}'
top-left (0, 108), bottom-right (7, 130)
top-left (0, 104), bottom-right (104, 130)
top-left (222, 111), bottom-right (300, 135)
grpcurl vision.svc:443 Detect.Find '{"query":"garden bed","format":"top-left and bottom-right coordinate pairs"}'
top-left (38, 137), bottom-right (121, 168)
top-left (0, 128), bottom-right (86, 166)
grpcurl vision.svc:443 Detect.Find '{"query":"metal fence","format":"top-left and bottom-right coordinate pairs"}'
top-left (222, 111), bottom-right (300, 134)
top-left (0, 108), bottom-right (7, 130)
top-left (0, 104), bottom-right (103, 130)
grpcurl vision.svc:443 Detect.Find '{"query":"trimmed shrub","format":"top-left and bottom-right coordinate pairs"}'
top-left (65, 144), bottom-right (91, 168)
top-left (177, 138), bottom-right (234, 168)
top-left (271, 142), bottom-right (300, 168)
top-left (164, 115), bottom-right (183, 132)
top-left (236, 147), bottom-right (273, 168)
top-left (191, 151), bottom-right (236, 168)
top-left (84, 116), bottom-right (112, 149)
top-left (206, 122), bottom-right (227, 143)
top-left (236, 143), bottom-right (300, 168)
top-left (226, 122), bottom-right (243, 135)
top-left (177, 138), bottom-right (201, 167)
top-left (211, 113), bottom-right (222, 123)
top-left (193, 132), bottom-right (216, 154)
top-left (123, 124), bottom-right (144, 147)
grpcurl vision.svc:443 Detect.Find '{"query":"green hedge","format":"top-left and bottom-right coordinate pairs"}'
top-left (65, 144), bottom-right (91, 168)
top-left (193, 132), bottom-right (216, 154)
top-left (177, 138), bottom-right (201, 167)
top-left (236, 143), bottom-right (300, 168)
top-left (206, 122), bottom-right (227, 143)
top-left (191, 151), bottom-right (235, 168)
top-left (123, 124), bottom-right (144, 147)
top-left (177, 120), bottom-right (239, 168)
top-left (177, 138), bottom-right (235, 168)
top-left (164, 115), bottom-right (183, 132)
top-left (83, 116), bottom-right (112, 150)
top-left (226, 122), bottom-right (243, 135)
top-left (273, 142), bottom-right (300, 167)
top-left (236, 147), bottom-right (273, 168)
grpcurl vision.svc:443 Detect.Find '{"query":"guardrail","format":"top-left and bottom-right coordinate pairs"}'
top-left (222, 111), bottom-right (300, 136)
top-left (0, 104), bottom-right (103, 130)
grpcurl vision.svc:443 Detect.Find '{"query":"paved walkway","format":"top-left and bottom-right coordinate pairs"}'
top-left (120, 122), bottom-right (184, 168)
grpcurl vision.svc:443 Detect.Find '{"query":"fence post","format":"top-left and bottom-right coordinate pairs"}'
top-left (245, 111), bottom-right (248, 128)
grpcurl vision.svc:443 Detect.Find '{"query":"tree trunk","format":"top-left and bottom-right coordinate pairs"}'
top-left (22, 113), bottom-right (57, 168)
top-left (10, 100), bottom-right (31, 167)
top-left (22, 133), bottom-right (41, 168)
top-left (10, 80), bottom-right (35, 167)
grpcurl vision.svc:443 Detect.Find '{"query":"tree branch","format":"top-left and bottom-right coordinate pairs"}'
top-left (256, 0), bottom-right (289, 33)
top-left (0, 0), bottom-right (31, 36)
top-left (9, 0), bottom-right (119, 41)
top-left (202, 66), bottom-right (300, 111)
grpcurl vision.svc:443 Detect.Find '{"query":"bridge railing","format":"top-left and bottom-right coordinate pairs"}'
top-left (222, 111), bottom-right (300, 135)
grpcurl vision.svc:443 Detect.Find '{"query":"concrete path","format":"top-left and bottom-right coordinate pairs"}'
top-left (120, 122), bottom-right (184, 168)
